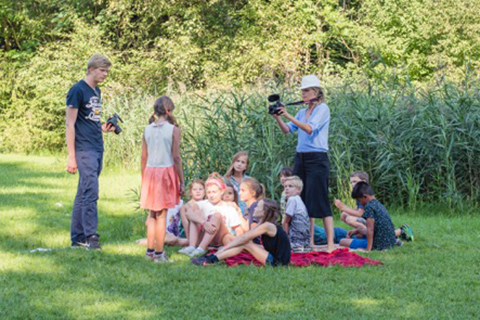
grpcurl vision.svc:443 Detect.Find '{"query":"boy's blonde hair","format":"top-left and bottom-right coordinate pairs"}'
top-left (86, 54), bottom-right (111, 74)
top-left (350, 170), bottom-right (369, 184)
top-left (284, 176), bottom-right (303, 192)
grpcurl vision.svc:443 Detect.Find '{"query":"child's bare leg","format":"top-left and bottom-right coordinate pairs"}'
top-left (339, 238), bottom-right (353, 248)
top-left (215, 242), bottom-right (268, 264)
top-left (343, 213), bottom-right (367, 230)
top-left (137, 238), bottom-right (148, 246)
top-left (395, 228), bottom-right (401, 237)
top-left (188, 221), bottom-right (200, 247)
top-left (146, 213), bottom-right (156, 249)
top-left (154, 209), bottom-right (167, 252)
top-left (243, 242), bottom-right (269, 265)
top-left (198, 213), bottom-right (224, 249)
top-left (164, 233), bottom-right (178, 246)
top-left (215, 245), bottom-right (247, 260)
top-left (323, 216), bottom-right (335, 252)
top-left (177, 238), bottom-right (189, 246)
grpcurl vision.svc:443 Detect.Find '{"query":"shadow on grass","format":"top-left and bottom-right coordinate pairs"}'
top-left (0, 158), bottom-right (143, 251)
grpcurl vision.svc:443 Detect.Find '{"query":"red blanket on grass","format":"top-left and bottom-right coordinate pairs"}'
top-left (215, 248), bottom-right (383, 267)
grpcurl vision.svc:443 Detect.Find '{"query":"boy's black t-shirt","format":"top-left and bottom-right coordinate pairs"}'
top-left (66, 80), bottom-right (104, 152)
top-left (362, 199), bottom-right (396, 250)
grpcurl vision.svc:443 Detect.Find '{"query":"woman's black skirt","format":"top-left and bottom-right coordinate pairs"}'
top-left (293, 152), bottom-right (332, 218)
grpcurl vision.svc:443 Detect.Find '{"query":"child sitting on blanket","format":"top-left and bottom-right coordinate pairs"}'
top-left (340, 182), bottom-right (397, 251)
top-left (334, 171), bottom-right (414, 244)
top-left (191, 199), bottom-right (291, 266)
top-left (223, 183), bottom-right (249, 233)
top-left (179, 179), bottom-right (206, 241)
top-left (179, 173), bottom-right (244, 257)
top-left (334, 170), bottom-right (369, 230)
top-left (279, 167), bottom-right (294, 217)
top-left (279, 168), bottom-right (348, 247)
top-left (282, 176), bottom-right (311, 252)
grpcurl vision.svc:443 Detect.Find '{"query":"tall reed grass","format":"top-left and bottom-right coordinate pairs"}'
top-left (103, 76), bottom-right (480, 211)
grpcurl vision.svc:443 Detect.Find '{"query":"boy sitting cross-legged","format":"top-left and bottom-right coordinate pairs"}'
top-left (282, 176), bottom-right (311, 252)
top-left (340, 182), bottom-right (397, 251)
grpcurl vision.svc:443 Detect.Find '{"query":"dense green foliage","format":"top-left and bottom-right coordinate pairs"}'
top-left (1, 154), bottom-right (480, 320)
top-left (1, 0), bottom-right (480, 208)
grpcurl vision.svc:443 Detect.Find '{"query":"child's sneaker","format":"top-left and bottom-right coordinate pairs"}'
top-left (400, 224), bottom-right (414, 242)
top-left (145, 250), bottom-right (155, 260)
top-left (190, 256), bottom-right (209, 266)
top-left (395, 238), bottom-right (403, 247)
top-left (178, 246), bottom-right (196, 255)
top-left (189, 247), bottom-right (206, 257)
top-left (153, 252), bottom-right (173, 263)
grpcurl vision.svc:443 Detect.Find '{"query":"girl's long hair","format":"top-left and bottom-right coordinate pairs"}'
top-left (241, 177), bottom-right (265, 201)
top-left (259, 199), bottom-right (281, 225)
top-left (224, 151), bottom-right (249, 179)
top-left (149, 96), bottom-right (178, 126)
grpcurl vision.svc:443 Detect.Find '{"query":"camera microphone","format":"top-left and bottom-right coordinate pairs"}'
top-left (268, 94), bottom-right (280, 102)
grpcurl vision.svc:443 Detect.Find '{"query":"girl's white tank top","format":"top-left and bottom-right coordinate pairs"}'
top-left (143, 121), bottom-right (174, 167)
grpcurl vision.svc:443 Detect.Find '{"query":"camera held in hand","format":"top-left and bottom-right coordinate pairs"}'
top-left (106, 113), bottom-right (124, 135)
top-left (268, 94), bottom-right (284, 115)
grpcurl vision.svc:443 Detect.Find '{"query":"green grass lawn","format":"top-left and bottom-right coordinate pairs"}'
top-left (1, 154), bottom-right (479, 320)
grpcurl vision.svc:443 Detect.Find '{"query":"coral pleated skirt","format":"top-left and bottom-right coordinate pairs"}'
top-left (140, 166), bottom-right (179, 211)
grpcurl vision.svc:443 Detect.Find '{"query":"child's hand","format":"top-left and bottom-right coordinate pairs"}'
top-left (334, 199), bottom-right (344, 210)
top-left (179, 183), bottom-right (185, 196)
top-left (347, 229), bottom-right (357, 238)
top-left (203, 222), bottom-right (217, 234)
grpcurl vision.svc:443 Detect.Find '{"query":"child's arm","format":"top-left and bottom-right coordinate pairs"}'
top-left (282, 215), bottom-right (292, 234)
top-left (218, 222), bottom-right (276, 253)
top-left (172, 126), bottom-right (185, 195)
top-left (334, 199), bottom-right (364, 217)
top-left (141, 134), bottom-right (147, 176)
top-left (233, 225), bottom-right (244, 236)
top-left (366, 218), bottom-right (375, 251)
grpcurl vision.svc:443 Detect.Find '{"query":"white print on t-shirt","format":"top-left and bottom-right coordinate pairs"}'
top-left (85, 96), bottom-right (101, 122)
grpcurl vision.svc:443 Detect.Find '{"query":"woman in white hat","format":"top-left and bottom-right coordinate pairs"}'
top-left (271, 75), bottom-right (335, 252)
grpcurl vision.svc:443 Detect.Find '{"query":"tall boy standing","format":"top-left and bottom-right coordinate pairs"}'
top-left (65, 54), bottom-right (114, 249)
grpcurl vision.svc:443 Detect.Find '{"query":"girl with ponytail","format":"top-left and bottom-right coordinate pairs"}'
top-left (141, 96), bottom-right (184, 263)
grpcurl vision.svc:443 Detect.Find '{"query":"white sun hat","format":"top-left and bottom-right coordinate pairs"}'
top-left (299, 75), bottom-right (322, 89)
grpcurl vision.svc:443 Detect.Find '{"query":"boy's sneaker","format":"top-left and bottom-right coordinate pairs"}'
top-left (71, 239), bottom-right (87, 248)
top-left (395, 238), bottom-right (403, 247)
top-left (153, 252), bottom-right (173, 263)
top-left (400, 224), bottom-right (414, 242)
top-left (178, 246), bottom-right (196, 255)
top-left (188, 247), bottom-right (206, 257)
top-left (190, 256), bottom-right (210, 266)
top-left (85, 234), bottom-right (101, 250)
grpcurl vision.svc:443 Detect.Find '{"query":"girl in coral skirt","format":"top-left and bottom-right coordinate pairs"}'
top-left (141, 96), bottom-right (184, 263)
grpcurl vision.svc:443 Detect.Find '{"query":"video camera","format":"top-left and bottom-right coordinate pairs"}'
top-left (268, 94), bottom-right (318, 115)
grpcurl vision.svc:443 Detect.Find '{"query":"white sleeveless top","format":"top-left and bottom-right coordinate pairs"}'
top-left (144, 121), bottom-right (174, 167)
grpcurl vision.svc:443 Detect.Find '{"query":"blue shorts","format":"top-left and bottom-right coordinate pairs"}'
top-left (350, 238), bottom-right (368, 250)
top-left (266, 253), bottom-right (274, 265)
